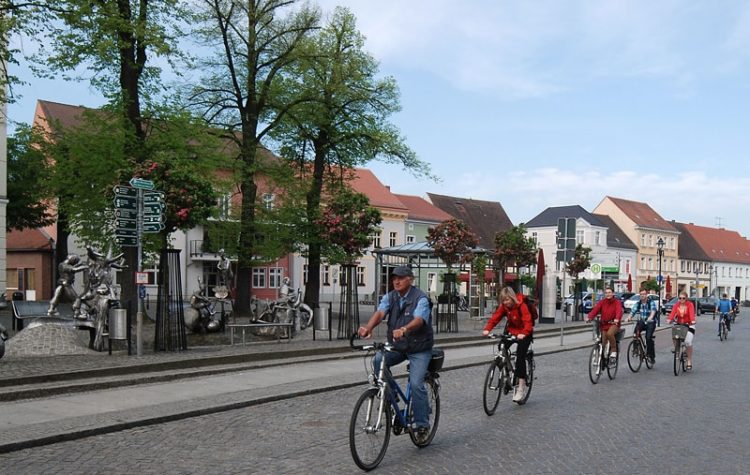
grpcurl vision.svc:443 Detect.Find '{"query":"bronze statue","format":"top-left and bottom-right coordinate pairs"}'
top-left (47, 254), bottom-right (88, 316)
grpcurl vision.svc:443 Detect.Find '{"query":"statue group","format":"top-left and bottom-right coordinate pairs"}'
top-left (47, 246), bottom-right (125, 351)
top-left (186, 249), bottom-right (234, 333)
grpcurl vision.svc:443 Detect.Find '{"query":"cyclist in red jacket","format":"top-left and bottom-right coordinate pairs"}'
top-left (587, 287), bottom-right (623, 364)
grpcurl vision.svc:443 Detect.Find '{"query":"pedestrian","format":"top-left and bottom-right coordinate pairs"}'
top-left (667, 291), bottom-right (696, 370)
top-left (587, 287), bottom-right (623, 365)
top-left (482, 286), bottom-right (534, 403)
top-left (626, 289), bottom-right (657, 365)
top-left (358, 265), bottom-right (433, 442)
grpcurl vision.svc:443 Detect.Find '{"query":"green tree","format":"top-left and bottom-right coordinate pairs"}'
top-left (6, 124), bottom-right (54, 230)
top-left (427, 218), bottom-right (478, 272)
top-left (187, 0), bottom-right (320, 315)
top-left (641, 278), bottom-right (659, 293)
top-left (565, 243), bottom-right (592, 315)
top-left (274, 7), bottom-right (431, 308)
top-left (494, 224), bottom-right (537, 289)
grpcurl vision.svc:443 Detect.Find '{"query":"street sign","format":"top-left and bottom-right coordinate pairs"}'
top-left (657, 275), bottom-right (663, 283)
top-left (113, 185), bottom-right (137, 197)
top-left (135, 272), bottom-right (149, 284)
top-left (115, 228), bottom-right (138, 237)
top-left (138, 284), bottom-right (147, 299)
top-left (116, 236), bottom-right (138, 247)
top-left (143, 222), bottom-right (164, 233)
top-left (143, 203), bottom-right (164, 214)
top-left (129, 177), bottom-right (155, 190)
top-left (590, 263), bottom-right (602, 279)
top-left (142, 214), bottom-right (164, 223)
top-left (115, 218), bottom-right (137, 229)
top-left (114, 196), bottom-right (137, 210)
top-left (115, 208), bottom-right (138, 219)
top-left (144, 191), bottom-right (164, 204)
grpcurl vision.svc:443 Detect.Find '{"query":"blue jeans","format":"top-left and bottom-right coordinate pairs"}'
top-left (635, 320), bottom-right (656, 359)
top-left (374, 349), bottom-right (432, 429)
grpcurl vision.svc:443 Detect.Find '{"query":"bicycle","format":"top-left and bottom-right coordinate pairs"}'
top-left (626, 316), bottom-right (654, 372)
top-left (348, 335), bottom-right (442, 471)
top-left (672, 324), bottom-right (688, 376)
top-left (482, 332), bottom-right (535, 415)
top-left (718, 312), bottom-right (730, 342)
top-left (588, 317), bottom-right (624, 384)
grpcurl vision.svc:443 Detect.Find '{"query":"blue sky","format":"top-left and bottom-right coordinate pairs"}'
top-left (8, 1), bottom-right (750, 236)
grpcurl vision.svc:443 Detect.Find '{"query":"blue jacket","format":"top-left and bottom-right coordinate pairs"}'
top-left (717, 298), bottom-right (732, 313)
top-left (380, 287), bottom-right (433, 353)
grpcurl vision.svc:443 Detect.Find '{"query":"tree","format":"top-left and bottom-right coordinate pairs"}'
top-left (187, 0), bottom-right (320, 315)
top-left (6, 124), bottom-right (54, 230)
top-left (274, 7), bottom-right (431, 308)
top-left (427, 218), bottom-right (478, 272)
top-left (565, 243), bottom-right (592, 317)
top-left (641, 278), bottom-right (659, 293)
top-left (493, 224), bottom-right (537, 289)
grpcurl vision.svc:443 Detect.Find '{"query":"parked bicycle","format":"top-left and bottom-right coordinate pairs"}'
top-left (348, 335), bottom-right (442, 471)
top-left (482, 332), bottom-right (535, 415)
top-left (627, 316), bottom-right (654, 372)
top-left (672, 324), bottom-right (689, 376)
top-left (718, 312), bottom-right (730, 342)
top-left (588, 317), bottom-right (623, 384)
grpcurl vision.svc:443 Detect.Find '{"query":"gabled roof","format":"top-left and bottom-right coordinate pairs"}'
top-left (674, 222), bottom-right (750, 264)
top-left (592, 214), bottom-right (638, 250)
top-left (349, 169), bottom-right (407, 213)
top-left (392, 194), bottom-right (453, 223)
top-left (526, 205), bottom-right (605, 228)
top-left (7, 228), bottom-right (54, 251)
top-left (602, 196), bottom-right (678, 232)
top-left (426, 193), bottom-right (513, 249)
top-left (670, 222), bottom-right (711, 261)
top-left (36, 100), bottom-right (90, 131)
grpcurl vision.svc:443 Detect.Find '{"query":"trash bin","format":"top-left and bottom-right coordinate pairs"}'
top-left (109, 308), bottom-right (128, 340)
top-left (12, 291), bottom-right (24, 301)
top-left (314, 307), bottom-right (329, 331)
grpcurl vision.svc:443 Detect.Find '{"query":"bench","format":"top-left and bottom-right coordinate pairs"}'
top-left (12, 301), bottom-right (98, 348)
top-left (227, 322), bottom-right (294, 345)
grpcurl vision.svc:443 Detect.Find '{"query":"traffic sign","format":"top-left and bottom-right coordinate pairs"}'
top-left (143, 214), bottom-right (164, 223)
top-left (143, 222), bottom-right (164, 233)
top-left (657, 275), bottom-right (663, 283)
top-left (129, 177), bottom-right (155, 190)
top-left (138, 284), bottom-right (147, 299)
top-left (144, 191), bottom-right (164, 204)
top-left (115, 208), bottom-right (138, 219)
top-left (114, 196), bottom-right (137, 210)
top-left (143, 203), bottom-right (164, 214)
top-left (115, 218), bottom-right (137, 229)
top-left (113, 185), bottom-right (137, 197)
top-left (116, 236), bottom-right (138, 247)
top-left (115, 228), bottom-right (137, 237)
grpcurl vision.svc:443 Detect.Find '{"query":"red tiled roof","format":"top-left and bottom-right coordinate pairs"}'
top-left (677, 222), bottom-right (750, 264)
top-left (349, 169), bottom-right (407, 212)
top-left (604, 196), bottom-right (678, 232)
top-left (7, 228), bottom-right (54, 251)
top-left (392, 194), bottom-right (453, 223)
top-left (427, 193), bottom-right (513, 249)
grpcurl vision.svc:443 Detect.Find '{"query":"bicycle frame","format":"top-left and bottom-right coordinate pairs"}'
top-left (372, 355), bottom-right (413, 429)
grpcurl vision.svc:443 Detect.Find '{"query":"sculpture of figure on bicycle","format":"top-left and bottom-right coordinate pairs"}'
top-left (358, 265), bottom-right (434, 443)
top-left (587, 287), bottom-right (622, 365)
top-left (482, 286), bottom-right (534, 403)
top-left (186, 277), bottom-right (222, 333)
top-left (626, 289), bottom-right (658, 364)
top-left (47, 254), bottom-right (89, 316)
top-left (73, 245), bottom-right (125, 320)
top-left (667, 291), bottom-right (696, 370)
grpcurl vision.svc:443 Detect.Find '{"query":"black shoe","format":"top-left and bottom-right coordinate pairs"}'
top-left (415, 426), bottom-right (431, 443)
top-left (648, 357), bottom-right (655, 365)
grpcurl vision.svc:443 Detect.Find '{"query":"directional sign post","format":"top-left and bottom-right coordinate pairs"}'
top-left (129, 177), bottom-right (155, 190)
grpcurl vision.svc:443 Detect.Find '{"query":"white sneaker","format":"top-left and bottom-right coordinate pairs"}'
top-left (512, 385), bottom-right (526, 402)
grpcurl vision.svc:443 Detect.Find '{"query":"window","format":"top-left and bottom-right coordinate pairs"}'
top-left (322, 264), bottom-right (330, 286)
top-left (406, 235), bottom-right (415, 244)
top-left (427, 273), bottom-right (437, 293)
top-left (5, 268), bottom-right (18, 290)
top-left (729, 267), bottom-right (732, 278)
top-left (268, 267), bottom-right (283, 288)
top-left (357, 266), bottom-right (365, 286)
top-left (262, 193), bottom-right (274, 210)
top-left (641, 234), bottom-right (646, 246)
top-left (594, 231), bottom-right (600, 246)
top-left (648, 257), bottom-right (653, 271)
top-left (648, 235), bottom-right (653, 247)
top-left (576, 229), bottom-right (584, 244)
top-left (681, 260), bottom-right (685, 272)
top-left (217, 193), bottom-right (231, 219)
top-left (252, 268), bottom-right (266, 288)
top-left (303, 265), bottom-right (308, 284)
top-left (670, 237), bottom-right (675, 250)
top-left (371, 233), bottom-right (381, 249)
top-left (389, 231), bottom-right (397, 247)
top-left (408, 223), bottom-right (414, 230)
top-left (624, 259), bottom-right (631, 274)
top-left (641, 257), bottom-right (646, 270)
top-left (531, 232), bottom-right (538, 246)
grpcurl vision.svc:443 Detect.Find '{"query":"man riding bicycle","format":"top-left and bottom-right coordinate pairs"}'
top-left (716, 293), bottom-right (733, 334)
top-left (626, 289), bottom-right (657, 365)
top-left (587, 287), bottom-right (623, 365)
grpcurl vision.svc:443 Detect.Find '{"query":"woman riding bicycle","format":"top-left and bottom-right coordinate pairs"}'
top-left (482, 286), bottom-right (534, 403)
top-left (667, 291), bottom-right (696, 370)
top-left (586, 287), bottom-right (623, 365)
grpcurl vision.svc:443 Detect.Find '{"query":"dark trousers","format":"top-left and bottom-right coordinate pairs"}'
top-left (635, 320), bottom-right (656, 359)
top-left (514, 337), bottom-right (533, 380)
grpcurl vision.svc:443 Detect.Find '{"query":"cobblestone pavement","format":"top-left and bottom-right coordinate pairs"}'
top-left (1, 317), bottom-right (748, 474)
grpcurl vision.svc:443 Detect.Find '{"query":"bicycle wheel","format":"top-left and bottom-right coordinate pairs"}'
top-left (721, 321), bottom-right (728, 341)
top-left (588, 344), bottom-right (602, 384)
top-left (350, 388), bottom-right (391, 471)
top-left (517, 354), bottom-right (535, 405)
top-left (627, 339), bottom-right (642, 373)
top-left (482, 360), bottom-right (503, 416)
top-left (680, 345), bottom-right (687, 372)
top-left (673, 340), bottom-right (682, 376)
top-left (644, 339), bottom-right (654, 370)
top-left (409, 377), bottom-right (440, 447)
top-left (607, 342), bottom-right (619, 380)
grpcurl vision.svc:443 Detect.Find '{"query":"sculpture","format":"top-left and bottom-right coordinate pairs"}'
top-left (47, 254), bottom-right (88, 316)
top-left (73, 245), bottom-right (125, 319)
top-left (186, 277), bottom-right (222, 333)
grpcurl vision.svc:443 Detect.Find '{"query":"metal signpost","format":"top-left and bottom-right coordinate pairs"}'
top-left (112, 178), bottom-right (165, 356)
top-left (557, 217), bottom-right (576, 346)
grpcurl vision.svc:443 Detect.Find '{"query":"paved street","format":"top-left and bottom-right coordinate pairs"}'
top-left (1, 316), bottom-right (748, 474)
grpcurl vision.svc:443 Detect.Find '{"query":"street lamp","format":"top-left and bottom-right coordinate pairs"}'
top-left (695, 267), bottom-right (700, 310)
top-left (657, 237), bottom-right (665, 313)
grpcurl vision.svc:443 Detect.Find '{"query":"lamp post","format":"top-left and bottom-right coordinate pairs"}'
top-left (695, 267), bottom-right (700, 310)
top-left (657, 237), bottom-right (665, 314)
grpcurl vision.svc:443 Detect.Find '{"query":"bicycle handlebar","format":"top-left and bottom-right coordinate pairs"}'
top-left (349, 333), bottom-right (391, 352)
top-left (487, 333), bottom-right (517, 342)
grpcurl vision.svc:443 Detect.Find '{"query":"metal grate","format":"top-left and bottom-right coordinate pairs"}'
top-left (154, 249), bottom-right (188, 352)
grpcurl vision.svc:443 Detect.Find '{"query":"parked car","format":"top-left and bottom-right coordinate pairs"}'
top-left (623, 294), bottom-right (659, 313)
top-left (696, 296), bottom-right (718, 315)
top-left (661, 296), bottom-right (680, 315)
top-left (563, 292), bottom-right (593, 314)
top-left (615, 292), bottom-right (635, 303)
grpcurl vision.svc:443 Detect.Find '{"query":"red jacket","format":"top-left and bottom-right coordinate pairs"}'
top-left (483, 293), bottom-right (533, 336)
top-left (668, 301), bottom-right (696, 325)
top-left (587, 297), bottom-right (623, 331)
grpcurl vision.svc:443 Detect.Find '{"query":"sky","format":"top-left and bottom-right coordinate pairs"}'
top-left (7, 0), bottom-right (750, 236)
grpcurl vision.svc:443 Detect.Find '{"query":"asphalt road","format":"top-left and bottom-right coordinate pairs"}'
top-left (2, 317), bottom-right (748, 474)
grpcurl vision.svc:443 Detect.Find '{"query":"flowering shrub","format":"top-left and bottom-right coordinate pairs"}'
top-left (427, 218), bottom-right (478, 270)
top-left (316, 189), bottom-right (382, 265)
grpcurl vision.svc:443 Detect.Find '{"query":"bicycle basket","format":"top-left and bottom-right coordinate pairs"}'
top-left (428, 348), bottom-right (444, 372)
top-left (671, 325), bottom-right (688, 340)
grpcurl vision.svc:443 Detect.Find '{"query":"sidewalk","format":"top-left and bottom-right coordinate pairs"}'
top-left (0, 315), bottom-right (595, 454)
